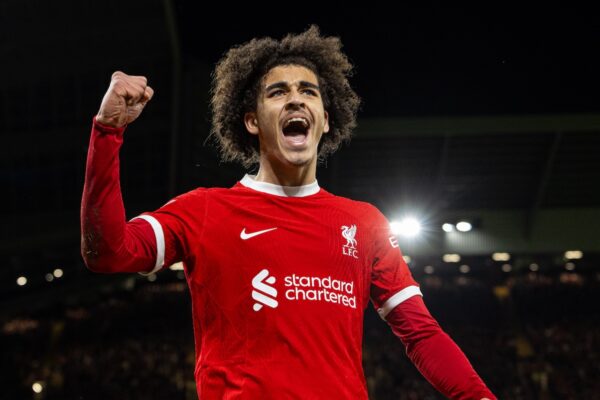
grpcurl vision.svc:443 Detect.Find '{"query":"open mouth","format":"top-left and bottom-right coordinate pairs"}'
top-left (282, 117), bottom-right (310, 146)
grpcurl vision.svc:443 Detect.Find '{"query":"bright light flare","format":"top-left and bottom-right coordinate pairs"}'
top-left (456, 221), bottom-right (472, 232)
top-left (169, 262), bottom-right (184, 271)
top-left (564, 250), bottom-right (583, 260)
top-left (443, 254), bottom-right (461, 263)
top-left (32, 382), bottom-right (43, 393)
top-left (492, 252), bottom-right (511, 262)
top-left (442, 223), bottom-right (454, 232)
top-left (390, 218), bottom-right (421, 238)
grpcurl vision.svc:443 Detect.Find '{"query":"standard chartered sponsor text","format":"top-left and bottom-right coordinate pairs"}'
top-left (284, 274), bottom-right (356, 309)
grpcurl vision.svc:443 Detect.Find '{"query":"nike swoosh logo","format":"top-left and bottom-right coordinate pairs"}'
top-left (240, 227), bottom-right (278, 240)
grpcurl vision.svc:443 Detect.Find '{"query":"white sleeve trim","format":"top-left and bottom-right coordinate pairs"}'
top-left (377, 285), bottom-right (423, 320)
top-left (131, 215), bottom-right (165, 275)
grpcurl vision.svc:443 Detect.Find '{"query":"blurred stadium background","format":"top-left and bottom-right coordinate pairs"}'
top-left (1, 2), bottom-right (599, 399)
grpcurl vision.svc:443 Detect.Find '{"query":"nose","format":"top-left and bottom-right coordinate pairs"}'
top-left (285, 89), bottom-right (305, 109)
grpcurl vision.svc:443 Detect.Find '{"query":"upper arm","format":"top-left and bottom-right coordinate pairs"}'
top-left (129, 189), bottom-right (206, 274)
top-left (367, 205), bottom-right (423, 320)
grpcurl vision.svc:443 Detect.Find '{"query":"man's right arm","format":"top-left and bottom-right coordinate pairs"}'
top-left (80, 72), bottom-right (158, 273)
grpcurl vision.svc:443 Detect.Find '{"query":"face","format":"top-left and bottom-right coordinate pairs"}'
top-left (244, 65), bottom-right (330, 169)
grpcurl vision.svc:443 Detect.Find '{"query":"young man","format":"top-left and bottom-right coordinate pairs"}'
top-left (81, 26), bottom-right (496, 399)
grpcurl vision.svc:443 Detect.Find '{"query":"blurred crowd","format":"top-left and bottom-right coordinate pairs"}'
top-left (2, 272), bottom-right (598, 399)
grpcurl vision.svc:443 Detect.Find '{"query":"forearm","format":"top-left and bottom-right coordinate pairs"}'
top-left (386, 296), bottom-right (496, 400)
top-left (80, 118), bottom-right (155, 273)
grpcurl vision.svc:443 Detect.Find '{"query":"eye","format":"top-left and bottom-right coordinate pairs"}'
top-left (268, 89), bottom-right (285, 97)
top-left (302, 88), bottom-right (318, 96)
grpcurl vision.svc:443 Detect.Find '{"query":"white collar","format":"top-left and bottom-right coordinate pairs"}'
top-left (240, 174), bottom-right (320, 197)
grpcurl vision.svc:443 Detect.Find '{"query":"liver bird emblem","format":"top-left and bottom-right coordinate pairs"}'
top-left (341, 225), bottom-right (357, 248)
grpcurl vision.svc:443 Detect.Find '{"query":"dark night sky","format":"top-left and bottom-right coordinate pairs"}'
top-left (175, 4), bottom-right (600, 118)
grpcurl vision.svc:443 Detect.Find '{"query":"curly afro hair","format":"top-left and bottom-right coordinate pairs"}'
top-left (209, 25), bottom-right (360, 168)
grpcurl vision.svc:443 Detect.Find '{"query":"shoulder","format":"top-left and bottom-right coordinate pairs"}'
top-left (167, 185), bottom-right (256, 207)
top-left (156, 187), bottom-right (210, 212)
top-left (169, 187), bottom-right (207, 203)
top-left (170, 185), bottom-right (235, 201)
top-left (323, 193), bottom-right (384, 224)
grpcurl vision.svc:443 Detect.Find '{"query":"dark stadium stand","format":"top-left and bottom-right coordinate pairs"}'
top-left (2, 262), bottom-right (599, 399)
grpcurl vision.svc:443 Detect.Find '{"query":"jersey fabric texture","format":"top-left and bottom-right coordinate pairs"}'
top-left (133, 174), bottom-right (420, 399)
top-left (81, 118), bottom-right (497, 400)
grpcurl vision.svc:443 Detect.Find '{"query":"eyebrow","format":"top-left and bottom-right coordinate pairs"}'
top-left (265, 81), bottom-right (321, 92)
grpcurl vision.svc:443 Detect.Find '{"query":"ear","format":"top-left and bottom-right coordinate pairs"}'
top-left (244, 112), bottom-right (259, 136)
top-left (323, 110), bottom-right (330, 134)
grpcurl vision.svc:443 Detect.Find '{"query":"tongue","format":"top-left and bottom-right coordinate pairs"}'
top-left (283, 131), bottom-right (307, 145)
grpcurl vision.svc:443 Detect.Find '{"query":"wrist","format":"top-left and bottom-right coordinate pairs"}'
top-left (95, 113), bottom-right (126, 129)
top-left (93, 115), bottom-right (127, 135)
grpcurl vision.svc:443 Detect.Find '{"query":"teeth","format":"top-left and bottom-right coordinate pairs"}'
top-left (284, 117), bottom-right (309, 128)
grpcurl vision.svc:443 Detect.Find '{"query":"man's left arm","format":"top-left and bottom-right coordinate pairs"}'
top-left (385, 295), bottom-right (496, 400)
top-left (365, 204), bottom-right (495, 399)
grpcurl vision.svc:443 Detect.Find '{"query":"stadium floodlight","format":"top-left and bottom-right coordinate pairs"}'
top-left (169, 262), bottom-right (184, 271)
top-left (53, 268), bottom-right (63, 278)
top-left (564, 250), bottom-right (583, 260)
top-left (456, 221), bottom-right (472, 232)
top-left (442, 223), bottom-right (454, 232)
top-left (17, 276), bottom-right (27, 286)
top-left (565, 262), bottom-right (576, 271)
top-left (492, 252), bottom-right (511, 262)
top-left (402, 255), bottom-right (412, 264)
top-left (443, 254), bottom-right (461, 263)
top-left (45, 273), bottom-right (54, 282)
top-left (424, 265), bottom-right (435, 274)
top-left (32, 382), bottom-right (43, 394)
top-left (390, 217), bottom-right (421, 237)
top-left (529, 263), bottom-right (539, 272)
top-left (501, 264), bottom-right (512, 272)
top-left (459, 265), bottom-right (470, 273)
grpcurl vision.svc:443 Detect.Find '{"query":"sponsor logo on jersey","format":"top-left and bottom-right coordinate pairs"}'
top-left (341, 224), bottom-right (358, 259)
top-left (251, 270), bottom-right (357, 311)
top-left (389, 235), bottom-right (399, 248)
top-left (252, 269), bottom-right (278, 311)
top-left (241, 227), bottom-right (278, 240)
top-left (284, 274), bottom-right (356, 309)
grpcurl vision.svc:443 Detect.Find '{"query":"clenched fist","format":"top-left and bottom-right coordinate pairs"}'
top-left (96, 71), bottom-right (154, 128)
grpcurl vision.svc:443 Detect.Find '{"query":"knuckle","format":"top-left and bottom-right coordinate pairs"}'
top-left (111, 80), bottom-right (125, 90)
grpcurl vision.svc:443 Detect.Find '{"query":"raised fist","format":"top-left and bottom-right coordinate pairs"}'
top-left (96, 71), bottom-right (154, 128)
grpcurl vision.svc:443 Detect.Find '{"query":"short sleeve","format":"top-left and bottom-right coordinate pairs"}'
top-left (368, 206), bottom-right (422, 320)
top-left (130, 188), bottom-right (206, 274)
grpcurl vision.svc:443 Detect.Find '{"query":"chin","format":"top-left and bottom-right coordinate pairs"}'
top-left (279, 148), bottom-right (314, 166)
top-left (283, 155), bottom-right (311, 167)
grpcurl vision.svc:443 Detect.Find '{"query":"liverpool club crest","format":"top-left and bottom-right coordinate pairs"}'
top-left (341, 225), bottom-right (358, 259)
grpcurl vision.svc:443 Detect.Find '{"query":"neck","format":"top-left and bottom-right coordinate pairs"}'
top-left (254, 156), bottom-right (317, 186)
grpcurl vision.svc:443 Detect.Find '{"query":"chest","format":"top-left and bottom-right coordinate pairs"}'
top-left (190, 198), bottom-right (372, 310)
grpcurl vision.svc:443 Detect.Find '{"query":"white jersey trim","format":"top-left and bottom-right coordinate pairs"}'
top-left (131, 215), bottom-right (165, 275)
top-left (377, 285), bottom-right (423, 320)
top-left (240, 174), bottom-right (320, 197)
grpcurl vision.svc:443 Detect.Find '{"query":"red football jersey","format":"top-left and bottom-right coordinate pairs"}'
top-left (82, 120), bottom-right (496, 399)
top-left (131, 175), bottom-right (422, 399)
